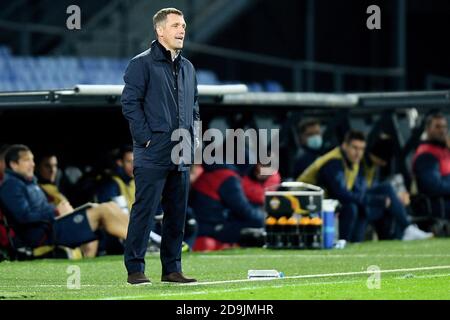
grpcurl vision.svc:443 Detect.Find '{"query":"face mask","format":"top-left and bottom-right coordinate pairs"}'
top-left (306, 134), bottom-right (323, 150)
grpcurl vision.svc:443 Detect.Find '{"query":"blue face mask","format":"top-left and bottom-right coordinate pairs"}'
top-left (306, 134), bottom-right (323, 150)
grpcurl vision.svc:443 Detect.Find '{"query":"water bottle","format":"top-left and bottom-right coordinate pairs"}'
top-left (248, 270), bottom-right (285, 279)
top-left (299, 216), bottom-right (311, 249)
top-left (277, 217), bottom-right (288, 248)
top-left (310, 216), bottom-right (323, 249)
top-left (322, 199), bottom-right (339, 249)
top-left (265, 216), bottom-right (277, 248)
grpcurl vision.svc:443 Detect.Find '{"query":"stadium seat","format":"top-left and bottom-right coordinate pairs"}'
top-left (264, 80), bottom-right (284, 92)
top-left (0, 45), bottom-right (234, 90)
top-left (196, 69), bottom-right (220, 85)
top-left (0, 46), bottom-right (12, 58)
top-left (247, 82), bottom-right (264, 92)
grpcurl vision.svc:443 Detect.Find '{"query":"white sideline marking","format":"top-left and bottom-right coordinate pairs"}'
top-left (182, 265), bottom-right (450, 286)
top-left (1, 265), bottom-right (449, 289)
top-left (101, 272), bottom-right (450, 300)
top-left (194, 254), bottom-right (450, 258)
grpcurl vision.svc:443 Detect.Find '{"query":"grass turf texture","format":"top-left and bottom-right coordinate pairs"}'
top-left (0, 239), bottom-right (449, 300)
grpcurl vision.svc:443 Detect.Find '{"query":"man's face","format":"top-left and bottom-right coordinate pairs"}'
top-left (157, 13), bottom-right (186, 51)
top-left (342, 140), bottom-right (366, 165)
top-left (118, 152), bottom-right (134, 178)
top-left (427, 117), bottom-right (448, 143)
top-left (10, 151), bottom-right (35, 179)
top-left (38, 156), bottom-right (58, 183)
top-left (301, 124), bottom-right (321, 145)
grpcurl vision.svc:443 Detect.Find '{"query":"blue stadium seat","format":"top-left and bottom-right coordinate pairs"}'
top-left (197, 69), bottom-right (219, 85)
top-left (0, 46), bottom-right (12, 58)
top-left (264, 80), bottom-right (284, 92)
top-left (247, 82), bottom-right (264, 92)
top-left (0, 45), bottom-right (224, 91)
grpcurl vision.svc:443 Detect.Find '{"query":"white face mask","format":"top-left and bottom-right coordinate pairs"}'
top-left (306, 134), bottom-right (323, 150)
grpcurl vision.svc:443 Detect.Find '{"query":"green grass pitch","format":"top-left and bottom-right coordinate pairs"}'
top-left (0, 239), bottom-right (449, 300)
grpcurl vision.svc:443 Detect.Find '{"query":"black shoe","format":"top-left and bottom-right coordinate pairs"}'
top-left (161, 272), bottom-right (197, 283)
top-left (127, 272), bottom-right (151, 285)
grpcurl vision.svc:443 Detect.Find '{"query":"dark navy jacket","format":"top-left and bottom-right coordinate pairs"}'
top-left (413, 140), bottom-right (450, 197)
top-left (190, 164), bottom-right (264, 226)
top-left (413, 140), bottom-right (450, 218)
top-left (121, 40), bottom-right (200, 169)
top-left (293, 145), bottom-right (323, 178)
top-left (317, 154), bottom-right (386, 209)
top-left (96, 166), bottom-right (132, 203)
top-left (0, 169), bottom-right (56, 247)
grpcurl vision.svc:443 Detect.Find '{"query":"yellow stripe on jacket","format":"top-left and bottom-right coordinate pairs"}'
top-left (297, 147), bottom-right (360, 191)
top-left (111, 176), bottom-right (135, 212)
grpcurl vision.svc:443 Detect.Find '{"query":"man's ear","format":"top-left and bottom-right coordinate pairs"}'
top-left (156, 25), bottom-right (163, 37)
top-left (116, 159), bottom-right (123, 167)
top-left (9, 161), bottom-right (18, 171)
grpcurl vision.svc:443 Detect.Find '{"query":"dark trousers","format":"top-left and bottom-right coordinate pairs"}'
top-left (339, 203), bottom-right (366, 242)
top-left (339, 183), bottom-right (411, 242)
top-left (124, 166), bottom-right (189, 275)
top-left (366, 183), bottom-right (410, 239)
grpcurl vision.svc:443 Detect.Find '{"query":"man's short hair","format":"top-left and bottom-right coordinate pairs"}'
top-left (343, 130), bottom-right (366, 144)
top-left (117, 145), bottom-right (133, 160)
top-left (36, 151), bottom-right (57, 167)
top-left (369, 133), bottom-right (394, 162)
top-left (425, 112), bottom-right (446, 128)
top-left (298, 119), bottom-right (321, 135)
top-left (153, 8), bottom-right (183, 34)
top-left (4, 144), bottom-right (31, 169)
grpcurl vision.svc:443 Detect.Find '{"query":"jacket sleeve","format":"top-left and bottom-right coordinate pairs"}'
top-left (320, 160), bottom-right (386, 208)
top-left (0, 181), bottom-right (56, 224)
top-left (96, 180), bottom-right (120, 203)
top-left (193, 72), bottom-right (200, 122)
top-left (319, 160), bottom-right (366, 206)
top-left (218, 176), bottom-right (265, 222)
top-left (121, 58), bottom-right (153, 146)
top-left (192, 73), bottom-right (201, 148)
top-left (414, 153), bottom-right (450, 196)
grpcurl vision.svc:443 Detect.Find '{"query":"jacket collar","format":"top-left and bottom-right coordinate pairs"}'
top-left (421, 139), bottom-right (447, 149)
top-left (36, 175), bottom-right (54, 185)
top-left (115, 166), bottom-right (133, 185)
top-left (4, 168), bottom-right (36, 184)
top-left (364, 152), bottom-right (373, 167)
top-left (339, 147), bottom-right (356, 169)
top-left (301, 144), bottom-right (323, 155)
top-left (151, 40), bottom-right (183, 64)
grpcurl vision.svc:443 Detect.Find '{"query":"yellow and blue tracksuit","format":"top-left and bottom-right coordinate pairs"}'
top-left (298, 147), bottom-right (386, 242)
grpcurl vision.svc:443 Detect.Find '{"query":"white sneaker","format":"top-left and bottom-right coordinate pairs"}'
top-left (402, 224), bottom-right (434, 241)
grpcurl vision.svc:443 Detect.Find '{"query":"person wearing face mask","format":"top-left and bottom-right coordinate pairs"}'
top-left (293, 119), bottom-right (325, 178)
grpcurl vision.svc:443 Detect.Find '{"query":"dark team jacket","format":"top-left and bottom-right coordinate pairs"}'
top-left (412, 140), bottom-right (450, 197)
top-left (0, 169), bottom-right (56, 247)
top-left (190, 164), bottom-right (264, 225)
top-left (121, 40), bottom-right (200, 169)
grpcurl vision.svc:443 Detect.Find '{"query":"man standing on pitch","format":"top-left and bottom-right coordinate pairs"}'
top-left (121, 7), bottom-right (200, 285)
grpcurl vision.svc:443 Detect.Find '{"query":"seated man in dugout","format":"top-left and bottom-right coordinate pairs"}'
top-left (36, 152), bottom-right (107, 257)
top-left (190, 162), bottom-right (266, 246)
top-left (412, 112), bottom-right (450, 224)
top-left (0, 145), bottom-right (129, 257)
